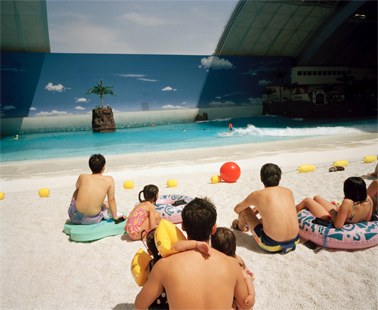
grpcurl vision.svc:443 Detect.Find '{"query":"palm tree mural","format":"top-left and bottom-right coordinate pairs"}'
top-left (87, 80), bottom-right (116, 132)
top-left (87, 80), bottom-right (115, 108)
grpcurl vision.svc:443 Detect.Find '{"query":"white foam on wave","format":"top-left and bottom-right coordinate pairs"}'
top-left (221, 124), bottom-right (366, 137)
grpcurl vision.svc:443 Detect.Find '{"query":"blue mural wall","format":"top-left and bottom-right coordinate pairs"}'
top-left (1, 52), bottom-right (293, 135)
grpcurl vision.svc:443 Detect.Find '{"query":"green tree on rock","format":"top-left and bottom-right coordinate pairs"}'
top-left (87, 80), bottom-right (115, 108)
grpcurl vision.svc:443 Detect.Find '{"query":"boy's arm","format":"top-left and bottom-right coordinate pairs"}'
top-left (135, 262), bottom-right (164, 310)
top-left (171, 240), bottom-right (210, 256)
top-left (107, 177), bottom-right (117, 218)
top-left (75, 175), bottom-right (82, 189)
top-left (234, 193), bottom-right (255, 214)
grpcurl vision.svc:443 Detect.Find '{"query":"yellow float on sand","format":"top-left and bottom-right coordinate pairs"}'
top-left (363, 155), bottom-right (377, 163)
top-left (38, 188), bottom-right (50, 198)
top-left (166, 179), bottom-right (178, 188)
top-left (297, 165), bottom-right (316, 173)
top-left (123, 180), bottom-right (135, 189)
top-left (333, 160), bottom-right (349, 167)
top-left (0, 192), bottom-right (5, 200)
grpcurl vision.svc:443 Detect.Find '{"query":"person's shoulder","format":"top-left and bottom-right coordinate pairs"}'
top-left (276, 185), bottom-right (294, 194)
top-left (253, 187), bottom-right (269, 197)
top-left (247, 189), bottom-right (261, 198)
top-left (220, 252), bottom-right (242, 272)
top-left (153, 250), bottom-right (195, 269)
top-left (103, 174), bottom-right (114, 179)
top-left (340, 198), bottom-right (353, 208)
top-left (211, 248), bottom-right (238, 265)
top-left (102, 175), bottom-right (115, 182)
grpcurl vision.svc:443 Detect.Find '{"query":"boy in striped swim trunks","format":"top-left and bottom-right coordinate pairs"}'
top-left (68, 154), bottom-right (121, 224)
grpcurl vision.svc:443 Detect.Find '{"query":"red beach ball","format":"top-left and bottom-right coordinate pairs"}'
top-left (220, 162), bottom-right (241, 183)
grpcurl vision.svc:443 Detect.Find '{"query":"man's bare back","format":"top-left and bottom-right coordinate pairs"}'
top-left (75, 173), bottom-right (116, 217)
top-left (135, 248), bottom-right (250, 309)
top-left (135, 198), bottom-right (253, 309)
top-left (241, 186), bottom-right (298, 241)
top-left (233, 163), bottom-right (299, 253)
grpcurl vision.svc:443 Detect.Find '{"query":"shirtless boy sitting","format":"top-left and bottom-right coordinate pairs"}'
top-left (232, 163), bottom-right (299, 254)
top-left (68, 154), bottom-right (119, 224)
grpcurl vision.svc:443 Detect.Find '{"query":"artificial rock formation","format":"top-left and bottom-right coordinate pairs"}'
top-left (92, 107), bottom-right (116, 132)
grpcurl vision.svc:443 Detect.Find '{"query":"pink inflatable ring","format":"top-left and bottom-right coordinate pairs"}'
top-left (155, 194), bottom-right (193, 224)
top-left (298, 209), bottom-right (378, 250)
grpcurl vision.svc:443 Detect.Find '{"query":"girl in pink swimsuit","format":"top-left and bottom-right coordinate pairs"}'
top-left (125, 184), bottom-right (161, 240)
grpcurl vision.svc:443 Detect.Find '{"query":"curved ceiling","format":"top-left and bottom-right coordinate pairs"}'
top-left (215, 0), bottom-right (377, 67)
top-left (1, 0), bottom-right (376, 67)
top-left (1, 0), bottom-right (50, 53)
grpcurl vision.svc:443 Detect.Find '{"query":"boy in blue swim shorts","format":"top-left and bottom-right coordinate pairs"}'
top-left (231, 163), bottom-right (299, 254)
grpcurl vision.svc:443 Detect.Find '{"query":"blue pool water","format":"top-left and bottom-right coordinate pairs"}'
top-left (0, 116), bottom-right (377, 162)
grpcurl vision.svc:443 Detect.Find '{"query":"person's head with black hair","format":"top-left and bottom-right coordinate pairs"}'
top-left (89, 154), bottom-right (106, 174)
top-left (139, 184), bottom-right (159, 203)
top-left (344, 177), bottom-right (367, 203)
top-left (211, 227), bottom-right (236, 257)
top-left (182, 197), bottom-right (217, 242)
top-left (260, 163), bottom-right (281, 187)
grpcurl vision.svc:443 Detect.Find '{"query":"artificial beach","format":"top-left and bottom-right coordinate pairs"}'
top-left (1, 130), bottom-right (378, 309)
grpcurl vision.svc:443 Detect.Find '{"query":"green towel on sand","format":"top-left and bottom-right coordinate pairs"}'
top-left (64, 220), bottom-right (125, 242)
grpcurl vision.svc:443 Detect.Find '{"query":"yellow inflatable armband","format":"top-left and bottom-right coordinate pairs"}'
top-left (297, 164), bottom-right (316, 173)
top-left (131, 248), bottom-right (152, 287)
top-left (155, 219), bottom-right (186, 258)
top-left (333, 160), bottom-right (349, 167)
top-left (363, 155), bottom-right (377, 163)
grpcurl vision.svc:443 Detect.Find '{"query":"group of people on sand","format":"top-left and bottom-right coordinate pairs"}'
top-left (67, 153), bottom-right (378, 309)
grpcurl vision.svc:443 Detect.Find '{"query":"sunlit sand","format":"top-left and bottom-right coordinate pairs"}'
top-left (0, 132), bottom-right (377, 309)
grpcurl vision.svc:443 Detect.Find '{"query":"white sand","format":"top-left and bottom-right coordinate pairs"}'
top-left (1, 132), bottom-right (378, 310)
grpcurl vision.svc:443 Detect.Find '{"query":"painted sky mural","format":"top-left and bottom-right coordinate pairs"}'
top-left (1, 52), bottom-right (292, 118)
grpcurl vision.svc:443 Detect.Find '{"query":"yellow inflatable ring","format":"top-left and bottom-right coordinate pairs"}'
top-left (297, 164), bottom-right (316, 173)
top-left (131, 248), bottom-right (152, 287)
top-left (155, 219), bottom-right (186, 258)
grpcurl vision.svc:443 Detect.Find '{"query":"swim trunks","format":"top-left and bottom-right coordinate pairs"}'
top-left (253, 224), bottom-right (299, 254)
top-left (68, 197), bottom-right (104, 225)
top-left (125, 207), bottom-right (149, 240)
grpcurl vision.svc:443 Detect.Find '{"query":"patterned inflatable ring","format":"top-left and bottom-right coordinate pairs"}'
top-left (155, 194), bottom-right (193, 224)
top-left (298, 209), bottom-right (378, 250)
